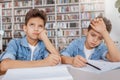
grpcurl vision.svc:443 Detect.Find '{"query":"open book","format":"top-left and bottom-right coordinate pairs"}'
top-left (67, 60), bottom-right (120, 80)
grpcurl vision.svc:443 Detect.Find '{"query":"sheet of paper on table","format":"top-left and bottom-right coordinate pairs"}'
top-left (2, 65), bottom-right (73, 80)
top-left (67, 60), bottom-right (120, 80)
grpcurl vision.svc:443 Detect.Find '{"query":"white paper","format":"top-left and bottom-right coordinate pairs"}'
top-left (0, 75), bottom-right (4, 80)
top-left (87, 60), bottom-right (120, 73)
top-left (2, 65), bottom-right (73, 80)
top-left (67, 60), bottom-right (120, 80)
top-left (68, 60), bottom-right (120, 73)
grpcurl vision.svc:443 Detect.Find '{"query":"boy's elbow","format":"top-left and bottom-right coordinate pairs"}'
top-left (115, 57), bottom-right (120, 62)
top-left (109, 57), bottom-right (120, 62)
top-left (0, 60), bottom-right (9, 72)
top-left (113, 55), bottom-right (120, 62)
top-left (107, 54), bottom-right (120, 62)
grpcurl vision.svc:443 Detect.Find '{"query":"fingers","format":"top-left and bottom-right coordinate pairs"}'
top-left (38, 29), bottom-right (47, 40)
top-left (40, 29), bottom-right (47, 35)
top-left (90, 18), bottom-right (106, 34)
top-left (78, 55), bottom-right (87, 63)
top-left (72, 55), bottom-right (87, 67)
top-left (92, 18), bottom-right (103, 24)
top-left (91, 20), bottom-right (96, 26)
top-left (46, 54), bottom-right (61, 66)
top-left (49, 54), bottom-right (61, 63)
top-left (90, 23), bottom-right (95, 29)
top-left (73, 58), bottom-right (86, 67)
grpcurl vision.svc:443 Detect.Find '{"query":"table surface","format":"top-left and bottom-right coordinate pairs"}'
top-left (0, 65), bottom-right (73, 80)
top-left (0, 75), bottom-right (4, 80)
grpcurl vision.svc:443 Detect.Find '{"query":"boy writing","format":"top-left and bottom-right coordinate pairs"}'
top-left (0, 9), bottom-right (61, 73)
top-left (61, 15), bottom-right (120, 67)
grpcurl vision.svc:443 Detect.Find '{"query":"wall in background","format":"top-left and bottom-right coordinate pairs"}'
top-left (105, 0), bottom-right (120, 49)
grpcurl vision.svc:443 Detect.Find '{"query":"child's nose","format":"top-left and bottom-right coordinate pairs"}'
top-left (34, 26), bottom-right (39, 30)
top-left (93, 38), bottom-right (98, 42)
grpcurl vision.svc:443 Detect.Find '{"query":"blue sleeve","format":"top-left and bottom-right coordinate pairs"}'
top-left (41, 42), bottom-right (49, 58)
top-left (60, 39), bottom-right (79, 57)
top-left (100, 44), bottom-right (108, 61)
top-left (102, 51), bottom-right (108, 61)
top-left (0, 39), bottom-right (18, 61)
top-left (44, 49), bottom-right (49, 58)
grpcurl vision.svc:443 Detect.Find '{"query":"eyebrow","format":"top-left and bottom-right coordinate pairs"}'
top-left (29, 23), bottom-right (44, 27)
top-left (90, 32), bottom-right (102, 39)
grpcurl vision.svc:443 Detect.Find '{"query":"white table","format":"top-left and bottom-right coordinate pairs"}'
top-left (0, 75), bottom-right (4, 80)
top-left (2, 65), bottom-right (73, 80)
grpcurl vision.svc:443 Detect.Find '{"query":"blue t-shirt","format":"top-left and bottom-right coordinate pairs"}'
top-left (0, 36), bottom-right (49, 61)
top-left (61, 37), bottom-right (108, 60)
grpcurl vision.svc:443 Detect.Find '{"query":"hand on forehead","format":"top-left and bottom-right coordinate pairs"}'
top-left (90, 18), bottom-right (107, 34)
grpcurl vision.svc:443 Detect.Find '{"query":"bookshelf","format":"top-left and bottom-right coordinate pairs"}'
top-left (1, 0), bottom-right (105, 51)
top-left (13, 0), bottom-right (33, 38)
top-left (80, 0), bottom-right (105, 36)
top-left (0, 2), bottom-right (3, 52)
top-left (2, 0), bottom-right (13, 50)
top-left (56, 0), bottom-right (80, 50)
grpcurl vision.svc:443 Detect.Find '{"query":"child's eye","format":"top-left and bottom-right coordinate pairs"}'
top-left (38, 25), bottom-right (44, 29)
top-left (30, 23), bottom-right (34, 26)
top-left (99, 37), bottom-right (103, 40)
top-left (38, 26), bottom-right (42, 28)
top-left (29, 23), bottom-right (35, 28)
top-left (91, 33), bottom-right (96, 37)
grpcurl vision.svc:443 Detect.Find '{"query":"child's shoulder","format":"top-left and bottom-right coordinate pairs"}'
top-left (98, 42), bottom-right (107, 50)
top-left (75, 36), bottom-right (86, 42)
top-left (9, 37), bottom-right (26, 45)
top-left (9, 38), bottom-right (21, 43)
top-left (70, 37), bottom-right (86, 46)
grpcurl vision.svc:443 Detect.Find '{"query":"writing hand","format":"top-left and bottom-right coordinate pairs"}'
top-left (72, 55), bottom-right (87, 67)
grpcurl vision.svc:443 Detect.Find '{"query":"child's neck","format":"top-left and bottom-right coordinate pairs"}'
top-left (27, 38), bottom-right (38, 46)
top-left (29, 41), bottom-right (38, 46)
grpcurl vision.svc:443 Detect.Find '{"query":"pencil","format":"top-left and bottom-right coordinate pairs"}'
top-left (86, 62), bottom-right (101, 70)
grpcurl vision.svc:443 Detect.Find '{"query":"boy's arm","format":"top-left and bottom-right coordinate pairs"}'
top-left (61, 55), bottom-right (87, 67)
top-left (0, 59), bottom-right (46, 73)
top-left (61, 56), bottom-right (74, 64)
top-left (102, 31), bottom-right (120, 62)
top-left (0, 62), bottom-right (6, 75)
top-left (90, 18), bottom-right (120, 62)
top-left (0, 53), bottom-right (60, 72)
top-left (38, 30), bottom-right (60, 55)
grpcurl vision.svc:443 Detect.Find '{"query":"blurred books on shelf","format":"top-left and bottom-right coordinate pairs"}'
top-left (1, 0), bottom-right (105, 51)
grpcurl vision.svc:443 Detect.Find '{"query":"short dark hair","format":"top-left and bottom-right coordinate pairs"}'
top-left (88, 15), bottom-right (112, 33)
top-left (25, 9), bottom-right (47, 26)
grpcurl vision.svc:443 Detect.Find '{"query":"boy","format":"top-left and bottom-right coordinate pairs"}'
top-left (0, 9), bottom-right (61, 73)
top-left (61, 15), bottom-right (120, 67)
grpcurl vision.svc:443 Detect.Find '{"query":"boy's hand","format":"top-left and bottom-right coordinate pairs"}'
top-left (90, 18), bottom-right (108, 35)
top-left (38, 30), bottom-right (48, 40)
top-left (72, 55), bottom-right (87, 67)
top-left (44, 54), bottom-right (61, 66)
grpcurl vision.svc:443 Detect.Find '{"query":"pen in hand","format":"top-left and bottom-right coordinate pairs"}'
top-left (86, 62), bottom-right (101, 70)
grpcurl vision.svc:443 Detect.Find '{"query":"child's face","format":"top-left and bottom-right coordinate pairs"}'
top-left (24, 17), bottom-right (45, 41)
top-left (85, 29), bottom-right (103, 49)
